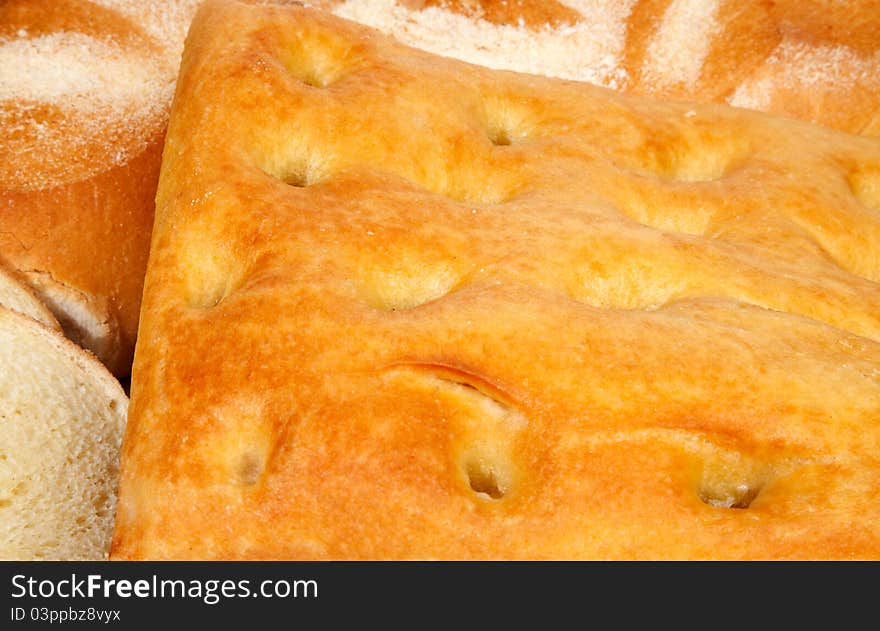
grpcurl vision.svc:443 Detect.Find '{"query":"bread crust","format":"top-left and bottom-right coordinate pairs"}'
top-left (0, 134), bottom-right (163, 375)
top-left (0, 305), bottom-right (128, 560)
top-left (111, 1), bottom-right (880, 559)
top-left (316, 0), bottom-right (880, 136)
top-left (0, 0), bottom-right (190, 376)
top-left (0, 259), bottom-right (60, 330)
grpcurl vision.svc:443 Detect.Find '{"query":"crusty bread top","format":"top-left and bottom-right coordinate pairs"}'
top-left (112, 0), bottom-right (880, 559)
top-left (312, 0), bottom-right (880, 136)
top-left (0, 0), bottom-right (199, 191)
top-left (0, 0), bottom-right (201, 376)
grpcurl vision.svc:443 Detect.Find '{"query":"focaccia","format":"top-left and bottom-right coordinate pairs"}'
top-left (111, 0), bottom-right (880, 559)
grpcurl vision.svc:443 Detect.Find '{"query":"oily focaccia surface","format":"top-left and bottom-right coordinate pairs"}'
top-left (111, 0), bottom-right (880, 559)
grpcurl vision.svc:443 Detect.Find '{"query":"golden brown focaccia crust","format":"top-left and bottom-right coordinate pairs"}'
top-left (111, 0), bottom-right (880, 560)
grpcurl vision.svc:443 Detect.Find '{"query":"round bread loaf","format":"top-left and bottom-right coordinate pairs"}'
top-left (0, 0), bottom-right (200, 376)
top-left (0, 306), bottom-right (128, 560)
top-left (316, 0), bottom-right (880, 136)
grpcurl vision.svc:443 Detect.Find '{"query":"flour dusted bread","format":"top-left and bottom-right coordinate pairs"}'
top-left (313, 0), bottom-right (880, 136)
top-left (0, 306), bottom-right (128, 560)
top-left (0, 0), bottom-right (201, 376)
top-left (111, 0), bottom-right (880, 560)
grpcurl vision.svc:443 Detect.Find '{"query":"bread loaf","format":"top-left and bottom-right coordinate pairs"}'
top-left (312, 0), bottom-right (880, 136)
top-left (110, 1), bottom-right (880, 560)
top-left (0, 0), bottom-right (200, 376)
